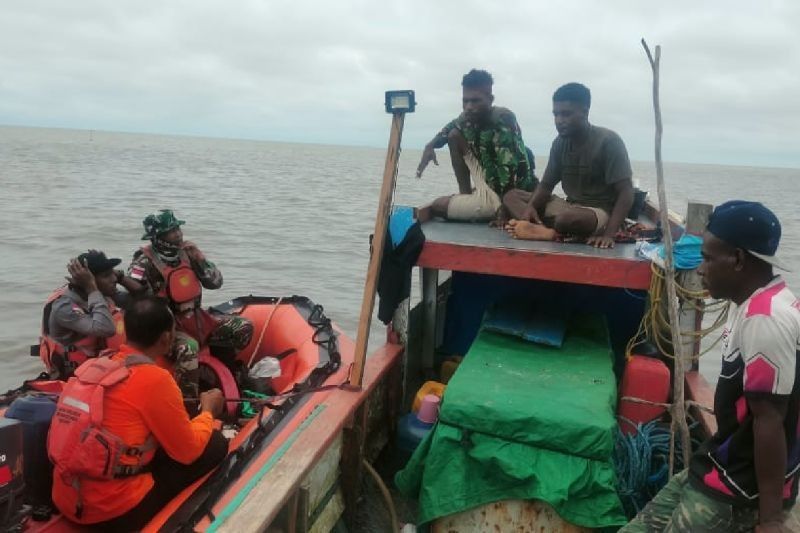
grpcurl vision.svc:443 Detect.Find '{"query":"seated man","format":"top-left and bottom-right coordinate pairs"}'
top-left (40, 250), bottom-right (126, 378)
top-left (504, 83), bottom-right (634, 248)
top-left (50, 296), bottom-right (227, 530)
top-left (124, 210), bottom-right (254, 378)
top-left (416, 69), bottom-right (537, 222)
top-left (622, 202), bottom-right (797, 532)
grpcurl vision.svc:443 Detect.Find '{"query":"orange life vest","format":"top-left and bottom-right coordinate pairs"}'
top-left (48, 355), bottom-right (156, 519)
top-left (141, 245), bottom-right (215, 342)
top-left (141, 245), bottom-right (203, 309)
top-left (39, 286), bottom-right (126, 375)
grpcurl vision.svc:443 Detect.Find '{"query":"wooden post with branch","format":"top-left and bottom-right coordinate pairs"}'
top-left (642, 39), bottom-right (692, 473)
top-left (350, 113), bottom-right (406, 388)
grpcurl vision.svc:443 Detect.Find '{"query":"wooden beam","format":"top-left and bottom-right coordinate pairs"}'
top-left (341, 403), bottom-right (368, 527)
top-left (417, 242), bottom-right (652, 290)
top-left (421, 268), bottom-right (439, 376)
top-left (352, 113), bottom-right (406, 387)
top-left (685, 371), bottom-right (717, 436)
top-left (678, 202), bottom-right (713, 370)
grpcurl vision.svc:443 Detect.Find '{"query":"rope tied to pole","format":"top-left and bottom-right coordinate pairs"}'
top-left (641, 38), bottom-right (692, 474)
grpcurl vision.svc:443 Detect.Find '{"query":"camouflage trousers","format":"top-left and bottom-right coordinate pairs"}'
top-left (170, 331), bottom-right (200, 398)
top-left (169, 314), bottom-right (254, 398)
top-left (621, 470), bottom-right (759, 532)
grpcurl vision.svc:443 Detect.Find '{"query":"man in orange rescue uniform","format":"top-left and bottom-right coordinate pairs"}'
top-left (49, 296), bottom-right (227, 530)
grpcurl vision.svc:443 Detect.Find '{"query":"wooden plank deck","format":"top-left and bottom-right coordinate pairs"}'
top-left (416, 220), bottom-right (652, 290)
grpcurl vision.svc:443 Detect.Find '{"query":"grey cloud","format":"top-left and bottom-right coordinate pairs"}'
top-left (0, 0), bottom-right (797, 167)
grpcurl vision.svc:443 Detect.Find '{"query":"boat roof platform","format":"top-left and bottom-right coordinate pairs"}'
top-left (417, 220), bottom-right (652, 290)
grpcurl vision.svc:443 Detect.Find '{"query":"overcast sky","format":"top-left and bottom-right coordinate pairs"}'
top-left (1, 1), bottom-right (798, 167)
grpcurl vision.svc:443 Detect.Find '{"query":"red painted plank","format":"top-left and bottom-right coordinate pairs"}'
top-left (417, 242), bottom-right (652, 290)
top-left (685, 371), bottom-right (717, 437)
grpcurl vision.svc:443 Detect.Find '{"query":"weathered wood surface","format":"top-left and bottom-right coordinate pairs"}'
top-left (678, 202), bottom-right (713, 371)
top-left (432, 499), bottom-right (591, 533)
top-left (418, 242), bottom-right (652, 290)
top-left (352, 113), bottom-right (405, 386)
top-left (209, 343), bottom-right (403, 532)
top-left (685, 371), bottom-right (717, 436)
top-left (420, 268), bottom-right (438, 376)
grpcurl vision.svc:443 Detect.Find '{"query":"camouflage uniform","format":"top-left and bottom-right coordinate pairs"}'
top-left (621, 470), bottom-right (763, 532)
top-left (432, 106), bottom-right (537, 195)
top-left (128, 247), bottom-right (253, 397)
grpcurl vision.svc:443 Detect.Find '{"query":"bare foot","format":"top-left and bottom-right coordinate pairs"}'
top-left (504, 219), bottom-right (557, 241)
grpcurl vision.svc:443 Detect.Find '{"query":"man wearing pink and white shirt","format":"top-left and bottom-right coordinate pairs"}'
top-left (624, 200), bottom-right (798, 532)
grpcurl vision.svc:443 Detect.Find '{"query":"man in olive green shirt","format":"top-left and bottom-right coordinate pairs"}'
top-left (504, 83), bottom-right (634, 248)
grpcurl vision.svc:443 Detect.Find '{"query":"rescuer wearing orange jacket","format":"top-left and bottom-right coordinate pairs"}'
top-left (50, 296), bottom-right (227, 530)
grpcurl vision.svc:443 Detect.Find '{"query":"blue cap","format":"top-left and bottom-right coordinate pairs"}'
top-left (707, 200), bottom-right (788, 271)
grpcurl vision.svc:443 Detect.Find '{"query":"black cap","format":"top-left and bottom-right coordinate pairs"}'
top-left (77, 250), bottom-right (122, 275)
top-left (707, 200), bottom-right (788, 271)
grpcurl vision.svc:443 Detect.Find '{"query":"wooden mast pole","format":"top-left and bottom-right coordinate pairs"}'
top-left (642, 39), bottom-right (692, 472)
top-left (351, 112), bottom-right (406, 387)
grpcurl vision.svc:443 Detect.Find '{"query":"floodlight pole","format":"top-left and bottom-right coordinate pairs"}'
top-left (351, 111), bottom-right (406, 387)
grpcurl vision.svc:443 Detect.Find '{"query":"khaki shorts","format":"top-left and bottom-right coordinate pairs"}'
top-left (544, 195), bottom-right (610, 235)
top-left (446, 153), bottom-right (502, 221)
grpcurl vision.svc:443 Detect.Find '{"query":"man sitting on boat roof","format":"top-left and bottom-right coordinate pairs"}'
top-left (504, 82), bottom-right (634, 248)
top-left (50, 296), bottom-right (227, 529)
top-left (415, 69), bottom-right (537, 222)
top-left (622, 201), bottom-right (797, 532)
top-left (122, 210), bottom-right (254, 397)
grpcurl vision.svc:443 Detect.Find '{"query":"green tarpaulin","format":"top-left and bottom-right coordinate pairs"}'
top-left (395, 314), bottom-right (626, 528)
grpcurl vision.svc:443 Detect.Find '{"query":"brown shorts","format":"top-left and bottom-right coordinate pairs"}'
top-left (543, 196), bottom-right (609, 235)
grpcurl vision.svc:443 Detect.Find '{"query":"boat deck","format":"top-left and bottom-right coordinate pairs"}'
top-left (417, 220), bottom-right (652, 290)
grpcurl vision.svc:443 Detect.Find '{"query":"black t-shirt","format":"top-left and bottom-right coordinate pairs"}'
top-left (689, 277), bottom-right (800, 506)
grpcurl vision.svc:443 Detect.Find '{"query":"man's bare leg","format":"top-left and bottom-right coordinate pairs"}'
top-left (417, 130), bottom-right (471, 223)
top-left (505, 219), bottom-right (557, 241)
top-left (502, 189), bottom-right (535, 220)
top-left (553, 207), bottom-right (598, 236)
top-left (416, 196), bottom-right (452, 223)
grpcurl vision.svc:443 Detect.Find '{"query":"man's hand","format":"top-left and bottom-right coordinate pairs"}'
top-left (199, 388), bottom-right (224, 418)
top-left (587, 235), bottom-right (615, 249)
top-left (66, 258), bottom-right (98, 293)
top-left (521, 205), bottom-right (542, 224)
top-left (183, 242), bottom-right (206, 263)
top-left (755, 522), bottom-right (791, 533)
top-left (416, 145), bottom-right (438, 178)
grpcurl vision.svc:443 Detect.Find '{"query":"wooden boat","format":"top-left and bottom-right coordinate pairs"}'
top-left (6, 206), bottom-right (798, 532)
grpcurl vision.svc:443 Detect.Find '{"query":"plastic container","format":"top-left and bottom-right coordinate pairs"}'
top-left (5, 394), bottom-right (58, 516)
top-left (0, 417), bottom-right (24, 528)
top-left (440, 356), bottom-right (463, 384)
top-left (411, 381), bottom-right (446, 413)
top-left (397, 395), bottom-right (440, 456)
top-left (618, 355), bottom-right (671, 435)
